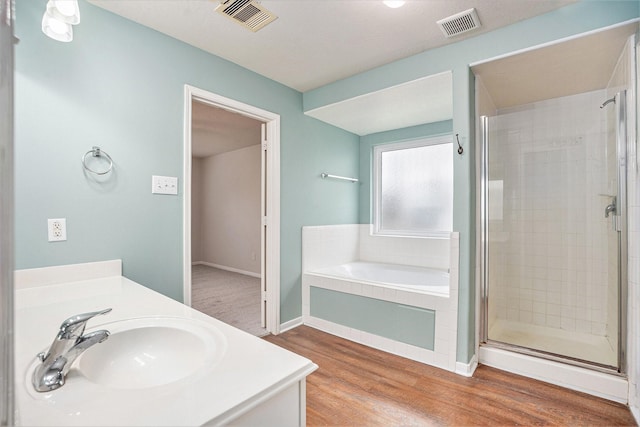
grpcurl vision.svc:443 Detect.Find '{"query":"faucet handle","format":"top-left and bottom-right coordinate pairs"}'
top-left (58, 308), bottom-right (112, 339)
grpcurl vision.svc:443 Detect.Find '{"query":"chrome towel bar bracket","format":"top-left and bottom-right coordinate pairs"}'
top-left (82, 146), bottom-right (113, 175)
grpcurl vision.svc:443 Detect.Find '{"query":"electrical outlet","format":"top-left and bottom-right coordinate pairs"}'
top-left (48, 218), bottom-right (67, 242)
top-left (152, 175), bottom-right (178, 195)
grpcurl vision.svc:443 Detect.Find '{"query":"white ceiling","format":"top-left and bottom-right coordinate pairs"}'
top-left (190, 21), bottom-right (637, 152)
top-left (472, 22), bottom-right (638, 110)
top-left (92, 0), bottom-right (631, 141)
top-left (88, 0), bottom-right (576, 93)
top-left (305, 71), bottom-right (452, 136)
top-left (191, 100), bottom-right (261, 158)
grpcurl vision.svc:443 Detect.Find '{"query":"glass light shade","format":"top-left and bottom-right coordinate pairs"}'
top-left (383, 1), bottom-right (405, 8)
top-left (46, 0), bottom-right (80, 25)
top-left (42, 12), bottom-right (73, 42)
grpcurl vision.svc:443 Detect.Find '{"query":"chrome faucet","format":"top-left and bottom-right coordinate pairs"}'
top-left (32, 308), bottom-right (112, 392)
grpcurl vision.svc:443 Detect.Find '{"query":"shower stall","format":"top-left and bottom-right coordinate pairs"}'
top-left (480, 88), bottom-right (627, 371)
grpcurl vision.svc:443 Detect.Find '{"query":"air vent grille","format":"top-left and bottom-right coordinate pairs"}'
top-left (215, 0), bottom-right (277, 32)
top-left (437, 8), bottom-right (481, 38)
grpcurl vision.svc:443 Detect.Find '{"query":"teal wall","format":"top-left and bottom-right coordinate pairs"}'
top-left (358, 120), bottom-right (453, 224)
top-left (14, 0), bottom-right (639, 358)
top-left (305, 1), bottom-right (640, 363)
top-left (13, 0), bottom-right (359, 322)
top-left (310, 287), bottom-right (436, 350)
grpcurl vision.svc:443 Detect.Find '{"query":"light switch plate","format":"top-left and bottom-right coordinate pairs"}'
top-left (152, 175), bottom-right (178, 195)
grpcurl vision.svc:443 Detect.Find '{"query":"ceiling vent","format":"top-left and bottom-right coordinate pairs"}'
top-left (437, 8), bottom-right (481, 38)
top-left (215, 0), bottom-right (277, 32)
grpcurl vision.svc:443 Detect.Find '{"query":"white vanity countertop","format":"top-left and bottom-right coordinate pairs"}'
top-left (14, 261), bottom-right (317, 426)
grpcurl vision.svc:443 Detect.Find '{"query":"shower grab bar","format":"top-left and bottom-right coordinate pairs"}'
top-left (320, 173), bottom-right (358, 183)
top-left (82, 146), bottom-right (113, 175)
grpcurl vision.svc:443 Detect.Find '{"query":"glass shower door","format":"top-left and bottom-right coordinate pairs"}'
top-left (481, 89), bottom-right (626, 370)
top-left (610, 90), bottom-right (627, 372)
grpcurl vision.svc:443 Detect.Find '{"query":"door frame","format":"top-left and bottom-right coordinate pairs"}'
top-left (0, 0), bottom-right (15, 424)
top-left (182, 84), bottom-right (281, 334)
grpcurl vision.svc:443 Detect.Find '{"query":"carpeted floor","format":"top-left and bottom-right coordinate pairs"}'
top-left (191, 264), bottom-right (267, 337)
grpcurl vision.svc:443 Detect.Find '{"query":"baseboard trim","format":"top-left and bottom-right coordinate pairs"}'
top-left (279, 317), bottom-right (303, 334)
top-left (193, 261), bottom-right (261, 279)
top-left (455, 354), bottom-right (478, 377)
top-left (632, 404), bottom-right (639, 426)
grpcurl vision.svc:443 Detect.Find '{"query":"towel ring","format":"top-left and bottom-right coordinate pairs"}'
top-left (82, 146), bottom-right (113, 175)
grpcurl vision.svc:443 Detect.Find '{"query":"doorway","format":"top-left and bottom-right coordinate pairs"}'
top-left (183, 85), bottom-right (281, 335)
top-left (191, 101), bottom-right (264, 335)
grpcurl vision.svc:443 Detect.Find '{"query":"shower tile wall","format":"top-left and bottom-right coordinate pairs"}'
top-left (488, 90), bottom-right (611, 337)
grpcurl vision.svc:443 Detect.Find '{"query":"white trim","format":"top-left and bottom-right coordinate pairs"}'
top-left (279, 316), bottom-right (303, 334)
top-left (632, 406), bottom-right (640, 426)
top-left (479, 346), bottom-right (629, 403)
top-left (455, 354), bottom-right (478, 377)
top-left (260, 123), bottom-right (267, 328)
top-left (183, 85), bottom-right (281, 335)
top-left (193, 261), bottom-right (261, 279)
top-left (372, 135), bottom-right (453, 237)
top-left (183, 89), bottom-right (193, 305)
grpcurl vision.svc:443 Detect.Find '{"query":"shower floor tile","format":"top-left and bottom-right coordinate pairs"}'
top-left (489, 319), bottom-right (617, 367)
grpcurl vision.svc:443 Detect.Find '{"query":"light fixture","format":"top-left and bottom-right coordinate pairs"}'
top-left (383, 1), bottom-right (405, 8)
top-left (46, 0), bottom-right (80, 25)
top-left (42, 12), bottom-right (73, 42)
top-left (42, 0), bottom-right (80, 42)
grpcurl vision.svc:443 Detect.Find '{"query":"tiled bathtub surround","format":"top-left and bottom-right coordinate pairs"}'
top-left (302, 224), bottom-right (450, 272)
top-left (302, 225), bottom-right (462, 374)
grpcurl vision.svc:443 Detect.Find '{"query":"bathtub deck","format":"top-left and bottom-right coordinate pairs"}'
top-left (264, 326), bottom-right (636, 426)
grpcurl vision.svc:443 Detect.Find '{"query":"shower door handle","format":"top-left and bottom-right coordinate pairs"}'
top-left (604, 198), bottom-right (621, 231)
top-left (612, 215), bottom-right (621, 232)
top-left (606, 204), bottom-right (622, 231)
top-left (604, 197), bottom-right (616, 218)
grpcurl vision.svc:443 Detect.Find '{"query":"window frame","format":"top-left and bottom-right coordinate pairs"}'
top-left (372, 135), bottom-right (453, 238)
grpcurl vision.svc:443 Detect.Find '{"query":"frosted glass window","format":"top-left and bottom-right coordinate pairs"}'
top-left (373, 136), bottom-right (453, 237)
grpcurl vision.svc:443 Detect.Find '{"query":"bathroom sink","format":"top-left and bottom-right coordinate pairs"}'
top-left (28, 316), bottom-right (227, 392)
top-left (76, 317), bottom-right (226, 389)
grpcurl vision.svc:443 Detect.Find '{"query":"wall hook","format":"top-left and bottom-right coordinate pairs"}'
top-left (456, 133), bottom-right (463, 155)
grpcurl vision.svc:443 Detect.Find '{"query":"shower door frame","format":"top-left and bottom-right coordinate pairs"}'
top-left (615, 90), bottom-right (628, 374)
top-left (479, 90), bottom-right (628, 374)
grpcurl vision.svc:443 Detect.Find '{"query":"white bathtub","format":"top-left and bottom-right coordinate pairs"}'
top-left (308, 261), bottom-right (449, 296)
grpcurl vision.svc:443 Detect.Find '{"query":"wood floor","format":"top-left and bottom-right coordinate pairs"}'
top-left (264, 326), bottom-right (637, 426)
